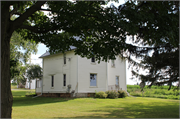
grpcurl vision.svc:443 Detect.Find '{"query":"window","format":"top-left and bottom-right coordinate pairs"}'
top-left (64, 54), bottom-right (66, 64)
top-left (90, 74), bottom-right (97, 86)
top-left (91, 57), bottom-right (95, 63)
top-left (51, 75), bottom-right (54, 87)
top-left (116, 76), bottom-right (119, 85)
top-left (63, 74), bottom-right (66, 86)
top-left (111, 60), bottom-right (115, 67)
top-left (36, 80), bottom-right (41, 88)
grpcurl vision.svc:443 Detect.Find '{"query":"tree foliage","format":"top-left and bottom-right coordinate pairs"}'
top-left (26, 64), bottom-right (42, 80)
top-left (12, 1), bottom-right (126, 61)
top-left (114, 1), bottom-right (179, 89)
top-left (10, 31), bottom-right (38, 83)
top-left (1, 1), bottom-right (179, 118)
top-left (2, 1), bottom-right (120, 117)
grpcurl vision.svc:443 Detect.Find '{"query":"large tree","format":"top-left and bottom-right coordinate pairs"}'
top-left (1, 1), bottom-right (179, 118)
top-left (1, 1), bottom-right (121, 118)
top-left (113, 1), bottom-right (179, 89)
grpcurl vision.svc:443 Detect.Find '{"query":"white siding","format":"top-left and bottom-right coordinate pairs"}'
top-left (25, 79), bottom-right (36, 89)
top-left (37, 50), bottom-right (127, 94)
top-left (107, 56), bottom-right (127, 91)
top-left (77, 56), bottom-right (107, 93)
top-left (41, 50), bottom-right (77, 93)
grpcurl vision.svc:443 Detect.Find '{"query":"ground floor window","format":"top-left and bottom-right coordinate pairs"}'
top-left (51, 75), bottom-right (54, 87)
top-left (90, 74), bottom-right (97, 86)
top-left (116, 76), bottom-right (119, 85)
top-left (63, 74), bottom-right (66, 86)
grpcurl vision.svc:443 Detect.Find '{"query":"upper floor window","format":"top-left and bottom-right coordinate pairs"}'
top-left (91, 57), bottom-right (95, 63)
top-left (64, 54), bottom-right (66, 64)
top-left (111, 60), bottom-right (115, 67)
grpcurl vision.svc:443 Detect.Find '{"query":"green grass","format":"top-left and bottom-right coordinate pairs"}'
top-left (12, 89), bottom-right (36, 97)
top-left (11, 84), bottom-right (18, 89)
top-left (127, 85), bottom-right (180, 100)
top-left (12, 90), bottom-right (179, 118)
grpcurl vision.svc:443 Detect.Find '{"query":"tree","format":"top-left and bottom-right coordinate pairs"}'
top-left (26, 64), bottom-right (42, 89)
top-left (1, 1), bottom-right (179, 118)
top-left (113, 1), bottom-right (179, 89)
top-left (10, 31), bottom-right (38, 84)
top-left (1, 1), bottom-right (120, 117)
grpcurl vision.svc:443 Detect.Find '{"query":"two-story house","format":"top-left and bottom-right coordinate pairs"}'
top-left (36, 47), bottom-right (127, 97)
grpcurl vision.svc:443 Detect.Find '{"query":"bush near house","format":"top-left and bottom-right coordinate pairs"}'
top-left (95, 91), bottom-right (108, 98)
top-left (118, 90), bottom-right (128, 98)
top-left (105, 90), bottom-right (119, 99)
top-left (95, 90), bottom-right (128, 99)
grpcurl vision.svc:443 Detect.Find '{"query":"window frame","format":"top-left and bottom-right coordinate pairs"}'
top-left (90, 73), bottom-right (97, 87)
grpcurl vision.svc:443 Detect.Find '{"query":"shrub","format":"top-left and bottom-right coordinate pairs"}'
top-left (161, 90), bottom-right (166, 95)
top-left (11, 82), bottom-right (17, 85)
top-left (127, 89), bottom-right (131, 93)
top-left (95, 91), bottom-right (107, 98)
top-left (118, 90), bottom-right (128, 98)
top-left (106, 90), bottom-right (119, 99)
top-left (144, 90), bottom-right (151, 96)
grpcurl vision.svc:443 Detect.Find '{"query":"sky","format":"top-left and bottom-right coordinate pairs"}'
top-left (30, 0), bottom-right (142, 85)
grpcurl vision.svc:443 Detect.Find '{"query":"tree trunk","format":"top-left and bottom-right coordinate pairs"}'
top-left (1, 31), bottom-right (13, 118)
top-left (1, 3), bottom-right (14, 118)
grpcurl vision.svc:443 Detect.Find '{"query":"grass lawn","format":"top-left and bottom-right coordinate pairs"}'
top-left (12, 90), bottom-right (179, 118)
top-left (11, 85), bottom-right (18, 89)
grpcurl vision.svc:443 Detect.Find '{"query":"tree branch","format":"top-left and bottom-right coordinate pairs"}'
top-left (10, 8), bottom-right (18, 17)
top-left (40, 8), bottom-right (52, 12)
top-left (11, 12), bottom-right (22, 17)
top-left (19, 25), bottom-right (57, 34)
top-left (13, 1), bottom-right (47, 31)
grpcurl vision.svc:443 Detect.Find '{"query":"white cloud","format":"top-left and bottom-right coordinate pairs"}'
top-left (30, 54), bottom-right (42, 67)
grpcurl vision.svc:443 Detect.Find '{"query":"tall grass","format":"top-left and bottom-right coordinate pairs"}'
top-left (127, 85), bottom-right (180, 100)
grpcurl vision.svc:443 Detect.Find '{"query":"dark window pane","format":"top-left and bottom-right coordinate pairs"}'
top-left (52, 76), bottom-right (54, 87)
top-left (91, 57), bottom-right (95, 62)
top-left (63, 74), bottom-right (66, 86)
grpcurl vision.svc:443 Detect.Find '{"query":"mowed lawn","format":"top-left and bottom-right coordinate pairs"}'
top-left (12, 90), bottom-right (179, 118)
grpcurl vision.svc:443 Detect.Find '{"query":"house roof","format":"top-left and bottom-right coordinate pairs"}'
top-left (39, 46), bottom-right (77, 58)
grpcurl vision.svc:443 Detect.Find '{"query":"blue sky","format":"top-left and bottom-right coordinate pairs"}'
top-left (30, 0), bottom-right (141, 85)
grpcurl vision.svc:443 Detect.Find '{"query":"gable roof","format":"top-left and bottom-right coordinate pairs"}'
top-left (39, 46), bottom-right (77, 58)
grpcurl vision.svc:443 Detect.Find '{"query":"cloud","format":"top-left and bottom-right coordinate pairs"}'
top-left (30, 54), bottom-right (42, 67)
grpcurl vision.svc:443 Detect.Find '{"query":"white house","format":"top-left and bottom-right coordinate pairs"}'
top-left (25, 79), bottom-right (36, 89)
top-left (36, 47), bottom-right (127, 97)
